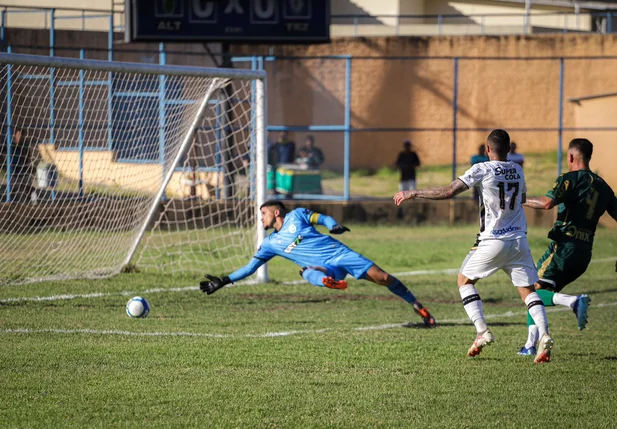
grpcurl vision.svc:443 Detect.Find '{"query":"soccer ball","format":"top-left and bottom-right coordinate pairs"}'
top-left (126, 296), bottom-right (150, 318)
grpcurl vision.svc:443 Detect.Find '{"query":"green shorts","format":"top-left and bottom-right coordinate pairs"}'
top-left (536, 241), bottom-right (592, 292)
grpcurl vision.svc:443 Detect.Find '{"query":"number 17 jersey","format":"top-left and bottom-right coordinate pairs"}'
top-left (459, 160), bottom-right (527, 241)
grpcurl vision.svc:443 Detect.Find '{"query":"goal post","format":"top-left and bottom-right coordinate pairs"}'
top-left (0, 52), bottom-right (268, 285)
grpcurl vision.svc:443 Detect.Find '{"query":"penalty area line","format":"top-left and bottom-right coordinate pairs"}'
top-left (1, 301), bottom-right (615, 340)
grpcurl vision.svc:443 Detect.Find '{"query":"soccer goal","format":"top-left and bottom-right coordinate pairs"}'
top-left (0, 53), bottom-right (267, 286)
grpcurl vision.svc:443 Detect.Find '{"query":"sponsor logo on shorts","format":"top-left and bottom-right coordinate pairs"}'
top-left (491, 225), bottom-right (521, 236)
top-left (284, 234), bottom-right (303, 253)
top-left (565, 225), bottom-right (592, 242)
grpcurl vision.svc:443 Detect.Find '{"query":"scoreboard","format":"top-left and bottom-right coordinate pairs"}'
top-left (125, 0), bottom-right (330, 43)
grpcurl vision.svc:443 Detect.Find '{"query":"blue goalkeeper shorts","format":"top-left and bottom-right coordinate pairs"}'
top-left (323, 250), bottom-right (374, 280)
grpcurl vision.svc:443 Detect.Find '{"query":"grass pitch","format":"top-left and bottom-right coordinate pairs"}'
top-left (1, 224), bottom-right (617, 428)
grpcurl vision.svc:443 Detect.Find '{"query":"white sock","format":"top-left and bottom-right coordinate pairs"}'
top-left (525, 292), bottom-right (550, 337)
top-left (524, 325), bottom-right (539, 349)
top-left (553, 293), bottom-right (578, 308)
top-left (459, 284), bottom-right (488, 333)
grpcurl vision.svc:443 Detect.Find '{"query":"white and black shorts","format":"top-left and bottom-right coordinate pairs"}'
top-left (460, 237), bottom-right (539, 287)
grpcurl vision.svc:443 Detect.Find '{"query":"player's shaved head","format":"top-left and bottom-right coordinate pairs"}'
top-left (568, 138), bottom-right (593, 162)
top-left (487, 129), bottom-right (510, 157)
top-left (260, 200), bottom-right (287, 213)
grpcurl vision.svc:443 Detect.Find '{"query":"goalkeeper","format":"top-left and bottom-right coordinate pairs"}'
top-left (200, 200), bottom-right (436, 327)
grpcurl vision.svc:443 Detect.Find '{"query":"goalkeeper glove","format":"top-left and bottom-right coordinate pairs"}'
top-left (200, 274), bottom-right (232, 295)
top-left (329, 225), bottom-right (350, 234)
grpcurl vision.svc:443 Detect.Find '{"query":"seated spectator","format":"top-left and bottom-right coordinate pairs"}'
top-left (304, 135), bottom-right (325, 170)
top-left (276, 131), bottom-right (296, 164)
top-left (296, 148), bottom-right (310, 169)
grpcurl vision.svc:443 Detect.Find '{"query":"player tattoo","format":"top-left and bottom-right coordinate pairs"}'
top-left (413, 179), bottom-right (469, 200)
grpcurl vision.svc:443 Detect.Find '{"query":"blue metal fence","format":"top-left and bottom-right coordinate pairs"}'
top-left (2, 6), bottom-right (617, 202)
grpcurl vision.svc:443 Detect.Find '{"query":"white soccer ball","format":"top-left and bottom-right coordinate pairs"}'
top-left (126, 296), bottom-right (150, 318)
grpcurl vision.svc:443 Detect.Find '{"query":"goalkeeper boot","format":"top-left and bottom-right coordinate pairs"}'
top-left (573, 294), bottom-right (590, 331)
top-left (467, 329), bottom-right (495, 357)
top-left (322, 277), bottom-right (348, 290)
top-left (534, 334), bottom-right (554, 364)
top-left (417, 307), bottom-right (436, 328)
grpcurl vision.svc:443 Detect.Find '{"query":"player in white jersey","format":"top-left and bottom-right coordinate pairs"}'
top-left (394, 129), bottom-right (554, 364)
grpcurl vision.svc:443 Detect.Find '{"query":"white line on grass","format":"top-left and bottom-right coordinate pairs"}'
top-left (1, 256), bottom-right (615, 304)
top-left (1, 302), bottom-right (615, 339)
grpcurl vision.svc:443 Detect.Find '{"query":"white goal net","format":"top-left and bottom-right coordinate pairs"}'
top-left (0, 53), bottom-right (267, 286)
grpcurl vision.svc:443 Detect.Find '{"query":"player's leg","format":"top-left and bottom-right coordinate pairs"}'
top-left (505, 238), bottom-right (553, 363)
top-left (458, 241), bottom-right (506, 357)
top-left (299, 266), bottom-right (347, 290)
top-left (362, 264), bottom-right (436, 327)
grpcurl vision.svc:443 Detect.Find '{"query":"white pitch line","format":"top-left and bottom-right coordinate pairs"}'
top-left (1, 256), bottom-right (615, 304)
top-left (1, 302), bottom-right (616, 339)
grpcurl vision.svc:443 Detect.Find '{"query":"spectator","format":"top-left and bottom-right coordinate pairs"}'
top-left (276, 131), bottom-right (296, 164)
top-left (395, 140), bottom-right (421, 191)
top-left (267, 132), bottom-right (279, 167)
top-left (9, 128), bottom-right (34, 203)
top-left (470, 144), bottom-right (489, 201)
top-left (296, 147), bottom-right (310, 169)
top-left (471, 144), bottom-right (489, 166)
top-left (507, 141), bottom-right (525, 168)
top-left (304, 135), bottom-right (325, 170)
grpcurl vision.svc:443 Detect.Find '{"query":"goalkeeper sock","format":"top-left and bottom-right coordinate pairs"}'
top-left (302, 268), bottom-right (327, 287)
top-left (387, 279), bottom-right (417, 305)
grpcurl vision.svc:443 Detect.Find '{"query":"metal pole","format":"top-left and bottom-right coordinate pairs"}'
top-left (255, 76), bottom-right (268, 283)
top-left (158, 42), bottom-right (166, 196)
top-left (6, 45), bottom-right (12, 202)
top-left (524, 0), bottom-right (532, 34)
top-left (1, 8), bottom-right (6, 53)
top-left (107, 13), bottom-right (113, 151)
top-left (123, 79), bottom-right (223, 269)
top-left (215, 101), bottom-right (221, 199)
top-left (50, 9), bottom-right (55, 151)
top-left (79, 49), bottom-right (85, 197)
top-left (344, 56), bottom-right (351, 201)
top-left (452, 58), bottom-right (459, 182)
top-left (557, 58), bottom-right (565, 176)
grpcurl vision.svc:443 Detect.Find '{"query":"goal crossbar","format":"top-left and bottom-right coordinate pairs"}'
top-left (0, 53), bottom-right (266, 80)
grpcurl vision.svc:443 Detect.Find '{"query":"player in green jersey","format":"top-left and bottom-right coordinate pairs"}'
top-left (519, 138), bottom-right (617, 355)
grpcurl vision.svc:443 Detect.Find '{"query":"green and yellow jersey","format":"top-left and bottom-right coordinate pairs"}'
top-left (545, 169), bottom-right (617, 248)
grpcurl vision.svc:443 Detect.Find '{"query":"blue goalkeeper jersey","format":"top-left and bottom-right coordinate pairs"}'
top-left (255, 208), bottom-right (350, 265)
top-left (228, 208), bottom-right (353, 282)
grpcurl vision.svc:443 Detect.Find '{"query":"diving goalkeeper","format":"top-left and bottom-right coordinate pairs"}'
top-left (200, 200), bottom-right (436, 327)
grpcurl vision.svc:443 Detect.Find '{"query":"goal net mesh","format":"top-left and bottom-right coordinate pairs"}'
top-left (0, 57), bottom-right (259, 285)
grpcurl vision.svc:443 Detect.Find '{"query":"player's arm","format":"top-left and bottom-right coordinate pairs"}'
top-left (523, 195), bottom-right (555, 210)
top-left (200, 244), bottom-right (274, 295)
top-left (393, 179), bottom-right (468, 205)
top-left (307, 210), bottom-right (350, 234)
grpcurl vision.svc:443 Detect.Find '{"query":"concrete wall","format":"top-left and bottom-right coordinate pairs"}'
top-left (234, 34), bottom-right (617, 170)
top-left (571, 95), bottom-right (617, 229)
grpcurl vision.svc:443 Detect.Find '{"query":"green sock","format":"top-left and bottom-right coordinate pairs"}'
top-left (527, 289), bottom-right (556, 327)
top-left (536, 289), bottom-right (556, 307)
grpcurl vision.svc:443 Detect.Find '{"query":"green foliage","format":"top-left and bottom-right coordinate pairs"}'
top-left (1, 225), bottom-right (617, 428)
